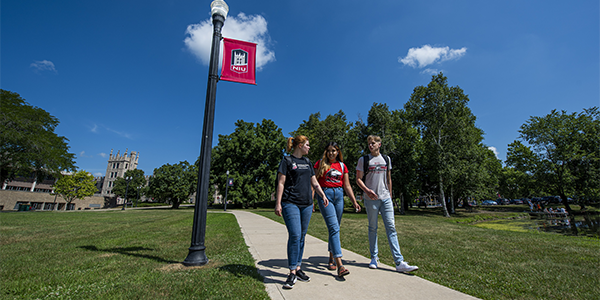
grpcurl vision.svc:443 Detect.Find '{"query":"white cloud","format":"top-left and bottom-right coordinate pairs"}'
top-left (90, 124), bottom-right (98, 133)
top-left (105, 127), bottom-right (132, 139)
top-left (79, 151), bottom-right (93, 158)
top-left (184, 12), bottom-right (275, 70)
top-left (99, 153), bottom-right (107, 158)
top-left (399, 45), bottom-right (467, 68)
top-left (421, 68), bottom-right (441, 76)
top-left (488, 146), bottom-right (499, 158)
top-left (93, 172), bottom-right (103, 177)
top-left (30, 60), bottom-right (57, 73)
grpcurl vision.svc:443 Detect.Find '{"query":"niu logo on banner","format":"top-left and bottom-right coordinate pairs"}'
top-left (230, 49), bottom-right (248, 74)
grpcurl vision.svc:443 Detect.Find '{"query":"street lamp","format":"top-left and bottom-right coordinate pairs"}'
top-left (183, 0), bottom-right (228, 267)
top-left (122, 176), bottom-right (133, 210)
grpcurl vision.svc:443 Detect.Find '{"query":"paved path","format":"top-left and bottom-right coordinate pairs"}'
top-left (229, 210), bottom-right (479, 300)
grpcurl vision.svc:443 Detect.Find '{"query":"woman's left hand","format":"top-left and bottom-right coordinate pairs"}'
top-left (353, 202), bottom-right (361, 213)
top-left (323, 197), bottom-right (329, 207)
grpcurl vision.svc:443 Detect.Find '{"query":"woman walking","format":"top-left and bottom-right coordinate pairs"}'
top-left (314, 142), bottom-right (361, 277)
top-left (275, 135), bottom-right (330, 289)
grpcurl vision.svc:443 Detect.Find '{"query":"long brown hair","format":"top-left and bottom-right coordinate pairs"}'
top-left (316, 142), bottom-right (344, 179)
top-left (286, 135), bottom-right (308, 152)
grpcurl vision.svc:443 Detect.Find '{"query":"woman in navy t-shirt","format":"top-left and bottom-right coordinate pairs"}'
top-left (275, 135), bottom-right (329, 289)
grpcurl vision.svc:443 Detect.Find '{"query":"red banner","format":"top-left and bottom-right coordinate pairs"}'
top-left (221, 38), bottom-right (257, 85)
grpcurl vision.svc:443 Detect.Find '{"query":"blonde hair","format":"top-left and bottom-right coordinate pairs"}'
top-left (316, 142), bottom-right (344, 179)
top-left (367, 135), bottom-right (381, 143)
top-left (286, 135), bottom-right (308, 152)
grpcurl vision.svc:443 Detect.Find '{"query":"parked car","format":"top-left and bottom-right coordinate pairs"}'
top-left (496, 198), bottom-right (510, 205)
top-left (510, 199), bottom-right (524, 205)
top-left (482, 200), bottom-right (497, 205)
top-left (541, 196), bottom-right (562, 204)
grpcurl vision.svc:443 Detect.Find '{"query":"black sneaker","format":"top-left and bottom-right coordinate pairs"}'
top-left (283, 273), bottom-right (297, 289)
top-left (296, 269), bottom-right (310, 282)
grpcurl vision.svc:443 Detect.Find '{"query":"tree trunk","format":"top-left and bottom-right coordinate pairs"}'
top-left (400, 193), bottom-right (406, 215)
top-left (559, 194), bottom-right (573, 213)
top-left (449, 185), bottom-right (455, 214)
top-left (439, 174), bottom-right (450, 217)
top-left (172, 199), bottom-right (180, 209)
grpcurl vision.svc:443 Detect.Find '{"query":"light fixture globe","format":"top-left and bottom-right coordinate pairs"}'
top-left (211, 0), bottom-right (229, 18)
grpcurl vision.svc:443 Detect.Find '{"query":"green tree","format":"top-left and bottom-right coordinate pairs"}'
top-left (53, 170), bottom-right (97, 207)
top-left (112, 169), bottom-right (146, 204)
top-left (500, 141), bottom-right (544, 197)
top-left (498, 166), bottom-right (530, 200)
top-left (508, 107), bottom-right (600, 213)
top-left (361, 104), bottom-right (422, 212)
top-left (147, 161), bottom-right (197, 209)
top-left (292, 110), bottom-right (353, 163)
top-left (438, 143), bottom-right (500, 210)
top-left (0, 89), bottom-right (75, 184)
top-left (292, 110), bottom-right (366, 198)
top-left (210, 119), bottom-right (285, 208)
top-left (404, 73), bottom-right (489, 217)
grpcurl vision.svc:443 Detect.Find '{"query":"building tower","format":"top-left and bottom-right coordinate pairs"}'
top-left (101, 149), bottom-right (139, 197)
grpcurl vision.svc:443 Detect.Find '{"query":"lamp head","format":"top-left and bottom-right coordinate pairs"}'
top-left (211, 0), bottom-right (229, 19)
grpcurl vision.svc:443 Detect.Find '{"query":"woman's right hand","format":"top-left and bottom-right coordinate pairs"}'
top-left (275, 203), bottom-right (282, 216)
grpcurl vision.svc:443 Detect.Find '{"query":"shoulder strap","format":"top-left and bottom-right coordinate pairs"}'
top-left (362, 155), bottom-right (369, 181)
top-left (383, 155), bottom-right (389, 167)
top-left (282, 155), bottom-right (293, 173)
top-left (284, 155), bottom-right (293, 165)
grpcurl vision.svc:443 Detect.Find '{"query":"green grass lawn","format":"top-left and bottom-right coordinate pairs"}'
top-left (0, 209), bottom-right (268, 300)
top-left (2, 207), bottom-right (598, 300)
top-left (254, 207), bottom-right (600, 300)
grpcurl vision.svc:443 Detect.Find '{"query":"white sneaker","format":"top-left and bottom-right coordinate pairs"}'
top-left (396, 261), bottom-right (418, 273)
top-left (369, 257), bottom-right (379, 269)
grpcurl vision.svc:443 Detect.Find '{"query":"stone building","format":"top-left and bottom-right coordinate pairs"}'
top-left (0, 148), bottom-right (142, 211)
top-left (101, 149), bottom-right (139, 197)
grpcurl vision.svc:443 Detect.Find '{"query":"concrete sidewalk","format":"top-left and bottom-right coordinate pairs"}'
top-left (229, 210), bottom-right (479, 300)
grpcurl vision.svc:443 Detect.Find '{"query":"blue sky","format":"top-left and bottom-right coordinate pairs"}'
top-left (3, 0), bottom-right (598, 176)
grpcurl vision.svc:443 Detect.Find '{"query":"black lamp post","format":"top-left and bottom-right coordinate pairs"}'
top-left (122, 176), bottom-right (132, 210)
top-left (183, 0), bottom-right (228, 267)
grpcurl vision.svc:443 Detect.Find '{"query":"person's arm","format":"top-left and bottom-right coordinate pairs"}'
top-left (274, 173), bottom-right (285, 216)
top-left (356, 170), bottom-right (378, 200)
top-left (311, 176), bottom-right (329, 207)
top-left (343, 173), bottom-right (361, 212)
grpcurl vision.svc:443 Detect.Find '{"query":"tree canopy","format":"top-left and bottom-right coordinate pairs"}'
top-left (404, 73), bottom-right (497, 216)
top-left (112, 169), bottom-right (146, 203)
top-left (506, 107), bottom-right (600, 210)
top-left (0, 89), bottom-right (75, 183)
top-left (147, 161), bottom-right (196, 209)
top-left (53, 170), bottom-right (97, 205)
top-left (210, 119), bottom-right (285, 208)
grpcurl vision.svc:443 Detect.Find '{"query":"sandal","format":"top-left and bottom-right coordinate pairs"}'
top-left (328, 257), bottom-right (337, 270)
top-left (337, 265), bottom-right (349, 277)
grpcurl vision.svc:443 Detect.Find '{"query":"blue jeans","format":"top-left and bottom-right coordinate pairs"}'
top-left (281, 201), bottom-right (313, 270)
top-left (316, 187), bottom-right (345, 258)
top-left (364, 197), bottom-right (404, 265)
